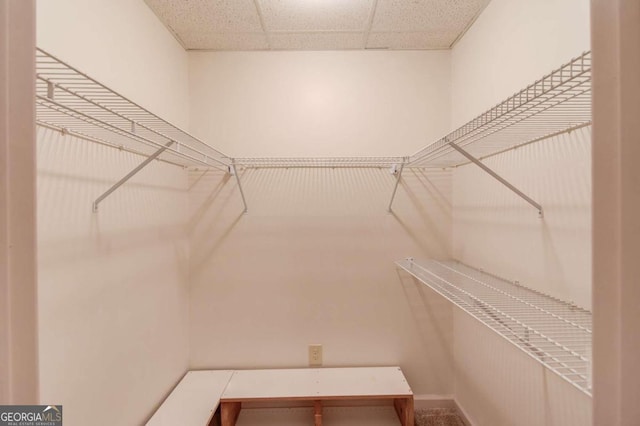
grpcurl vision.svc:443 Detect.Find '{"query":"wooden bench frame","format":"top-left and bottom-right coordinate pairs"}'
top-left (147, 367), bottom-right (414, 426)
top-left (220, 395), bottom-right (414, 426)
top-left (219, 367), bottom-right (414, 426)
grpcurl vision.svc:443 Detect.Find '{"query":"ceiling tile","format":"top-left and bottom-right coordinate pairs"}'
top-left (371, 0), bottom-right (490, 33)
top-left (258, 0), bottom-right (374, 32)
top-left (270, 32), bottom-right (365, 50)
top-left (180, 32), bottom-right (269, 50)
top-left (367, 31), bottom-right (457, 49)
top-left (144, 0), bottom-right (492, 50)
top-left (144, 0), bottom-right (263, 34)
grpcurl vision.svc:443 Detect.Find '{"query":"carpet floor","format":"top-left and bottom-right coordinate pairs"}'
top-left (415, 408), bottom-right (466, 426)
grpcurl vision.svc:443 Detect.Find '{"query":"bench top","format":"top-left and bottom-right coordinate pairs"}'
top-left (146, 370), bottom-right (234, 426)
top-left (220, 366), bottom-right (412, 401)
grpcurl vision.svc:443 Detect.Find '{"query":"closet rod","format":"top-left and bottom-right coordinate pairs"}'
top-left (36, 74), bottom-right (229, 169)
top-left (37, 121), bottom-right (186, 168)
top-left (37, 95), bottom-right (227, 171)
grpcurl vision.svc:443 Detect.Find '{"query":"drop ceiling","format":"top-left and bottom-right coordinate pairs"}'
top-left (144, 0), bottom-right (491, 51)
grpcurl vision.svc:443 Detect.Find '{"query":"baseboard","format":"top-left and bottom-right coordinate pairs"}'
top-left (413, 394), bottom-right (457, 410)
top-left (412, 395), bottom-right (475, 426)
top-left (453, 398), bottom-right (475, 426)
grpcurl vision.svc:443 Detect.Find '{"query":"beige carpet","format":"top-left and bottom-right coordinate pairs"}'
top-left (415, 408), bottom-right (466, 426)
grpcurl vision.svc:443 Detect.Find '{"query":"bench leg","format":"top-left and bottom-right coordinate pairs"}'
top-left (394, 397), bottom-right (414, 426)
top-left (220, 401), bottom-right (241, 426)
top-left (208, 407), bottom-right (221, 426)
top-left (314, 400), bottom-right (322, 426)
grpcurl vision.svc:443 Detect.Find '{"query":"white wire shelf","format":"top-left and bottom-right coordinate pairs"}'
top-left (36, 48), bottom-right (230, 171)
top-left (36, 48), bottom-right (591, 173)
top-left (234, 157), bottom-right (405, 169)
top-left (35, 49), bottom-right (590, 214)
top-left (396, 258), bottom-right (592, 396)
top-left (409, 52), bottom-right (591, 168)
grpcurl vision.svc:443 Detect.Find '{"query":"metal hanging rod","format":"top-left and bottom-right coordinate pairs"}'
top-left (37, 95), bottom-right (222, 170)
top-left (396, 258), bottom-right (592, 396)
top-left (38, 121), bottom-right (188, 169)
top-left (409, 51), bottom-right (592, 168)
top-left (234, 157), bottom-right (406, 168)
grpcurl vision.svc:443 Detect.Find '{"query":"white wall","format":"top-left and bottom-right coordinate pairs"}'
top-left (37, 0), bottom-right (188, 127)
top-left (189, 51), bottom-right (450, 157)
top-left (187, 51), bottom-right (456, 397)
top-left (36, 1), bottom-right (190, 425)
top-left (450, 0), bottom-right (592, 424)
top-left (451, 0), bottom-right (591, 128)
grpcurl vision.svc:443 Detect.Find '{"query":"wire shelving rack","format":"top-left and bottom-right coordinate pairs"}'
top-left (36, 48), bottom-right (231, 171)
top-left (396, 258), bottom-right (592, 396)
top-left (36, 48), bottom-right (591, 172)
top-left (35, 48), bottom-right (592, 214)
top-left (408, 52), bottom-right (592, 168)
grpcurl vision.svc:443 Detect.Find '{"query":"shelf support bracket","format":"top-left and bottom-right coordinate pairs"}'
top-left (230, 159), bottom-right (248, 214)
top-left (387, 158), bottom-right (407, 212)
top-left (93, 140), bottom-right (174, 212)
top-left (448, 142), bottom-right (544, 218)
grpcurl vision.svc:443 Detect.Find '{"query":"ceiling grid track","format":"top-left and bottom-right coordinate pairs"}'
top-left (363, 0), bottom-right (380, 49)
top-left (144, 0), bottom-right (492, 51)
top-left (252, 0), bottom-right (272, 49)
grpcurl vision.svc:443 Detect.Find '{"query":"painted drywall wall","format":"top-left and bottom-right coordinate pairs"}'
top-left (36, 1), bottom-right (190, 425)
top-left (450, 0), bottom-right (592, 424)
top-left (188, 167), bottom-right (455, 396)
top-left (37, 0), bottom-right (188, 127)
top-left (450, 0), bottom-right (591, 128)
top-left (187, 51), bottom-right (456, 396)
top-left (188, 51), bottom-right (451, 157)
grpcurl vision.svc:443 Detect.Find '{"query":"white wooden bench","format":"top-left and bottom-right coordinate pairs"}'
top-left (219, 367), bottom-right (414, 426)
top-left (146, 370), bottom-right (234, 426)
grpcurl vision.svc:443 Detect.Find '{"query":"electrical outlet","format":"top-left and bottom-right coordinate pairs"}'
top-left (308, 344), bottom-right (322, 367)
